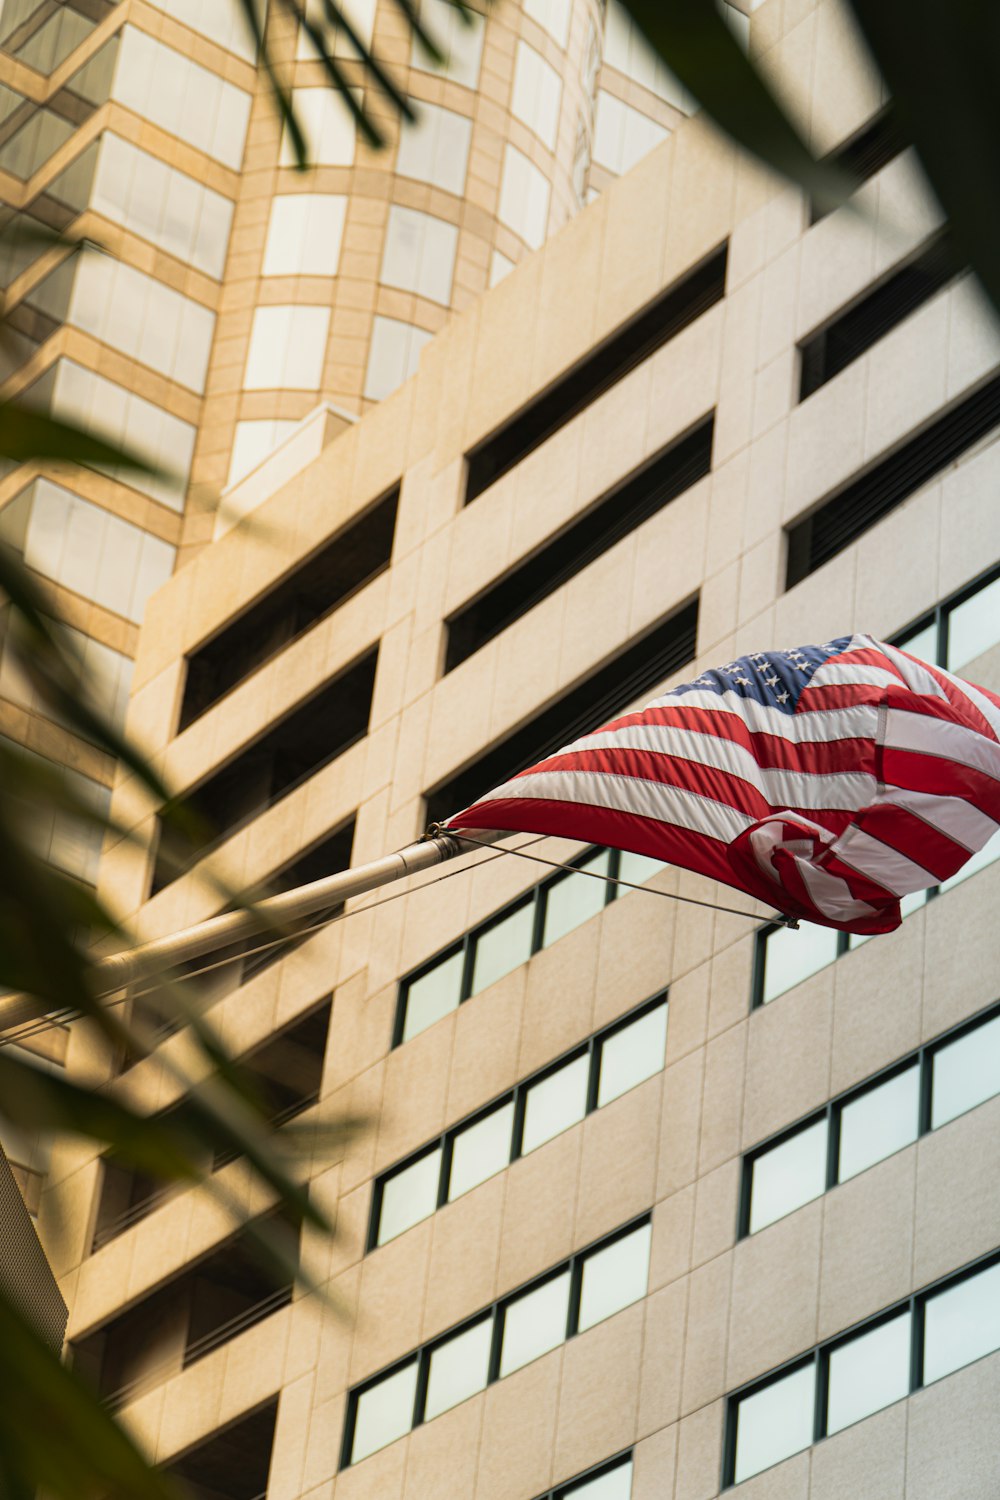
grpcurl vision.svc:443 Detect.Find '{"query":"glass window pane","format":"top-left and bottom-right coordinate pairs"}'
top-left (761, 922), bottom-right (840, 1004)
top-left (498, 144), bottom-right (551, 249)
top-left (563, 1457), bottom-right (633, 1500)
top-left (381, 205), bottom-right (458, 304)
top-left (947, 575), bottom-right (1000, 670)
top-left (597, 1002), bottom-right (668, 1107)
top-left (617, 850), bottom-right (666, 888)
top-left (448, 1101), bottom-right (514, 1200)
top-left (511, 41), bottom-right (562, 151)
top-left (364, 316), bottom-right (432, 402)
top-left (931, 1014), bottom-right (1000, 1129)
top-left (281, 87), bottom-right (356, 165)
top-left (523, 0), bottom-right (571, 48)
top-left (499, 1270), bottom-right (570, 1377)
top-left (749, 1119), bottom-right (828, 1234)
top-left (939, 832), bottom-right (1000, 893)
top-left (424, 1317), bottom-right (492, 1421)
top-left (410, 0), bottom-right (484, 86)
top-left (923, 1261), bottom-right (1000, 1385)
top-left (402, 948), bottom-right (465, 1042)
top-left (470, 900), bottom-right (535, 995)
top-left (542, 850), bottom-right (610, 947)
top-left (377, 1147), bottom-right (442, 1245)
top-left (245, 305), bottom-right (330, 390)
top-left (396, 100), bottom-right (472, 195)
top-left (578, 1222), bottom-right (651, 1332)
top-left (263, 194), bottom-right (347, 277)
top-left (351, 1360), bottom-right (418, 1462)
top-left (897, 619), bottom-right (940, 666)
top-left (521, 1054), bottom-right (589, 1155)
top-left (733, 1363), bottom-right (816, 1484)
top-left (826, 1311), bottom-right (911, 1435)
top-left (837, 1065), bottom-right (920, 1183)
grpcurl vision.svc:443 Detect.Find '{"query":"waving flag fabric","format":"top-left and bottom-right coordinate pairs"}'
top-left (446, 635), bottom-right (1000, 935)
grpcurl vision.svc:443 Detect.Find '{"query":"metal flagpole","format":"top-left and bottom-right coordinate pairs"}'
top-left (0, 831), bottom-right (473, 1035)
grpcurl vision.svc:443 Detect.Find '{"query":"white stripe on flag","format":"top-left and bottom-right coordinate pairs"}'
top-left (876, 784), bottom-right (999, 852)
top-left (468, 768), bottom-right (756, 844)
top-left (831, 824), bottom-right (938, 895)
top-left (592, 691), bottom-right (880, 748)
top-left (886, 709), bottom-right (1000, 780)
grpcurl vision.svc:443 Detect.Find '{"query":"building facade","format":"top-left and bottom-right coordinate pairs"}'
top-left (19, 0), bottom-right (1000, 1497)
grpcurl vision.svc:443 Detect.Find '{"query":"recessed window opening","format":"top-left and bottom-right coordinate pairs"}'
top-left (425, 598), bottom-right (698, 828)
top-left (373, 994), bottom-right (667, 1245)
top-left (152, 652), bottom-right (376, 895)
top-left (446, 416), bottom-right (713, 672)
top-left (809, 105), bottom-right (907, 224)
top-left (179, 487), bottom-right (398, 731)
top-left (536, 1450), bottom-right (634, 1500)
top-left (163, 1398), bottom-right (278, 1500)
top-left (739, 999), bottom-right (1000, 1237)
top-left (341, 1215), bottom-right (652, 1467)
top-left (463, 244), bottom-right (726, 503)
top-left (71, 1215), bottom-right (298, 1408)
top-left (723, 1250), bottom-right (1000, 1486)
top-left (785, 371), bottom-right (1000, 588)
top-left (799, 232), bottom-right (959, 400)
top-left (396, 842), bottom-right (668, 1045)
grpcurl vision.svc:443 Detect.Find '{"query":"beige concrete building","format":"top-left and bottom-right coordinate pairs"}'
top-left (14, 0), bottom-right (1000, 1496)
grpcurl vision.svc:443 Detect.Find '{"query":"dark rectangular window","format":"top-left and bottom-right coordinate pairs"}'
top-left (163, 1400), bottom-right (278, 1500)
top-left (810, 106), bottom-right (907, 224)
top-left (463, 245), bottom-right (727, 504)
top-left (179, 487), bottom-right (397, 731)
top-left (447, 417), bottom-right (713, 673)
top-left (426, 599), bottom-right (698, 828)
top-left (153, 652), bottom-right (376, 894)
top-left (785, 371), bottom-right (1000, 588)
top-left (799, 233), bottom-right (959, 399)
top-left (71, 1216), bottom-right (297, 1407)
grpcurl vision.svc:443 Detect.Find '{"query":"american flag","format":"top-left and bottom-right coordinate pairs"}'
top-left (446, 635), bottom-right (1000, 934)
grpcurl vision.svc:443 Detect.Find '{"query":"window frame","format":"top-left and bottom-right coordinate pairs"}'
top-left (739, 997), bottom-right (1000, 1239)
top-left (342, 1213), bottom-right (653, 1469)
top-left (372, 991), bottom-right (668, 1250)
top-left (722, 1247), bottom-right (1000, 1488)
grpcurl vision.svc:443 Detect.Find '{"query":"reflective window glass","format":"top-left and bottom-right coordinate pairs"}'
top-left (0, 105), bottom-right (74, 179)
top-left (381, 206), bottom-right (458, 305)
top-left (837, 1064), bottom-right (920, 1182)
top-left (578, 1222), bottom-right (651, 1331)
top-left (897, 619), bottom-right (940, 666)
top-left (1, 621), bottom-right (135, 735)
top-left (16, 748), bottom-right (112, 886)
top-left (542, 850), bottom-right (610, 947)
top-left (826, 1311), bottom-right (911, 1435)
top-left (14, 7), bottom-right (94, 72)
top-left (262, 194), bottom-right (348, 277)
top-left (761, 922), bottom-right (839, 1004)
top-left (499, 1270), bottom-right (571, 1376)
top-left (521, 1053), bottom-right (589, 1155)
top-left (364, 316), bottom-right (432, 401)
top-left (470, 900), bottom-right (534, 996)
top-left (396, 101), bottom-right (472, 195)
top-left (617, 850), bottom-right (666, 887)
top-left (498, 144), bottom-right (551, 249)
top-left (402, 948), bottom-right (465, 1042)
top-left (228, 419), bottom-right (301, 488)
top-left (596, 1002), bottom-right (667, 1107)
top-left (749, 1118), bottom-right (828, 1234)
top-left (947, 575), bottom-right (1000, 671)
top-left (448, 1101), bottom-right (514, 1200)
top-left (244, 305), bottom-right (330, 390)
top-left (939, 831), bottom-right (1000, 893)
top-left (523, 0), bottom-right (570, 48)
top-left (297, 0), bottom-right (376, 59)
top-left (2, 479), bottom-right (174, 624)
top-left (424, 1317), bottom-right (492, 1420)
top-left (511, 41), bottom-right (562, 151)
top-left (410, 0), bottom-right (484, 87)
top-left (490, 250), bottom-right (516, 291)
top-left (923, 1261), bottom-right (1000, 1384)
top-left (564, 1457), bottom-right (633, 1500)
top-left (592, 91), bottom-right (669, 178)
top-left (145, 0), bottom-right (260, 61)
top-left (92, 134), bottom-right (234, 279)
top-left (351, 1361), bottom-right (418, 1462)
top-left (112, 27), bottom-right (252, 169)
top-left (377, 1147), bottom-right (442, 1245)
top-left (930, 1013), bottom-right (1000, 1129)
top-left (281, 87), bottom-right (357, 165)
top-left (733, 1363), bottom-right (816, 1483)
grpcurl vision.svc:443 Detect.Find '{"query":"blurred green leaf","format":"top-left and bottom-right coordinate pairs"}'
top-left (0, 404), bottom-right (158, 471)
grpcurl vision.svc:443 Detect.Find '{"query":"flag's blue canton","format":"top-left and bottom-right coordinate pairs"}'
top-left (665, 637), bottom-right (854, 714)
